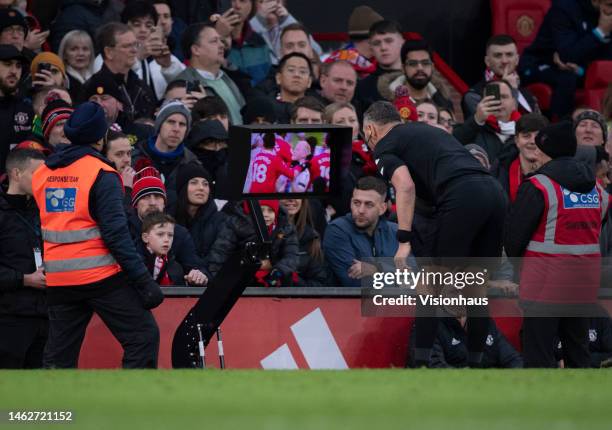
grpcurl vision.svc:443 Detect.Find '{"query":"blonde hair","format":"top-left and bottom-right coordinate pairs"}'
top-left (57, 30), bottom-right (95, 75)
top-left (322, 102), bottom-right (356, 124)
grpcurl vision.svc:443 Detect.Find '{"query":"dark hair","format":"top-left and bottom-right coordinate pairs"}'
top-left (290, 96), bottom-right (325, 122)
top-left (401, 39), bottom-right (432, 64)
top-left (369, 20), bottom-right (402, 37)
top-left (277, 52), bottom-right (313, 76)
top-left (516, 113), bottom-right (550, 135)
top-left (288, 200), bottom-right (323, 262)
top-left (102, 130), bottom-right (129, 156)
top-left (96, 22), bottom-right (133, 59)
top-left (181, 22), bottom-right (215, 60)
top-left (355, 176), bottom-right (388, 199)
top-left (363, 101), bottom-right (402, 125)
top-left (485, 34), bottom-right (516, 51)
top-left (152, 0), bottom-right (170, 5)
top-left (121, 0), bottom-right (159, 25)
top-left (192, 96), bottom-right (229, 122)
top-left (482, 79), bottom-right (515, 98)
top-left (165, 79), bottom-right (188, 96)
top-left (175, 183), bottom-right (212, 228)
top-left (141, 211), bottom-right (175, 233)
top-left (5, 148), bottom-right (45, 173)
top-left (280, 22), bottom-right (311, 42)
top-left (263, 132), bottom-right (276, 149)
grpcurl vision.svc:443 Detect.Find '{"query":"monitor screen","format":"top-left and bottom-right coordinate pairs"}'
top-left (220, 125), bottom-right (352, 200)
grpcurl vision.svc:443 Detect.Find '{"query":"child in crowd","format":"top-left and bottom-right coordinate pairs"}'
top-left (140, 211), bottom-right (208, 286)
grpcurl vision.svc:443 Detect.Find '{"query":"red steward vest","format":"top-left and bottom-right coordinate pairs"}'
top-left (519, 174), bottom-right (609, 304)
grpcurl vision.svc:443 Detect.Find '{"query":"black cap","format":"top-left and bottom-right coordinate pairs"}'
top-left (535, 121), bottom-right (577, 159)
top-left (0, 8), bottom-right (28, 36)
top-left (80, 70), bottom-right (127, 105)
top-left (0, 43), bottom-right (26, 62)
top-left (187, 119), bottom-right (228, 147)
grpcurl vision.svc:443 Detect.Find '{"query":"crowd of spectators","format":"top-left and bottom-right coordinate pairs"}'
top-left (0, 0), bottom-right (611, 369)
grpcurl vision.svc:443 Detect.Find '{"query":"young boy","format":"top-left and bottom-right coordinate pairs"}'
top-left (141, 212), bottom-right (209, 286)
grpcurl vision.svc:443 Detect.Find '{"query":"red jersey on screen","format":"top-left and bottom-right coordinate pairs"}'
top-left (275, 137), bottom-right (292, 163)
top-left (309, 150), bottom-right (331, 189)
top-left (249, 150), bottom-right (295, 193)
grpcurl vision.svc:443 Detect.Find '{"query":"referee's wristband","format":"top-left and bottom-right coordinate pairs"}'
top-left (396, 229), bottom-right (414, 243)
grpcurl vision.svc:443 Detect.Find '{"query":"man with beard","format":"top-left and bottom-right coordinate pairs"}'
top-left (323, 176), bottom-right (400, 288)
top-left (0, 45), bottom-right (32, 174)
top-left (386, 39), bottom-right (453, 111)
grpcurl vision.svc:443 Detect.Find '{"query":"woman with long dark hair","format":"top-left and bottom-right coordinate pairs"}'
top-left (174, 162), bottom-right (226, 260)
top-left (280, 198), bottom-right (330, 287)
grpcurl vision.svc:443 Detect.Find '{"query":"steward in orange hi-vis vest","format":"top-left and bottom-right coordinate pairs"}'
top-left (32, 155), bottom-right (122, 286)
top-left (33, 102), bottom-right (161, 369)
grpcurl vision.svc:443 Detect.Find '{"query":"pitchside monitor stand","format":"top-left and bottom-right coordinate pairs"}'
top-left (171, 200), bottom-right (270, 368)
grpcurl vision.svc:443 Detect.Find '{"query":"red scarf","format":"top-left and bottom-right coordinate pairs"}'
top-left (508, 157), bottom-right (524, 203)
top-left (352, 140), bottom-right (377, 175)
top-left (485, 111), bottom-right (522, 134)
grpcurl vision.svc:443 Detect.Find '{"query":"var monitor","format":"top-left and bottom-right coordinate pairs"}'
top-left (221, 125), bottom-right (352, 200)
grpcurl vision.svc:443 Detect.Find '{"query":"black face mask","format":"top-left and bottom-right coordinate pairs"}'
top-left (194, 148), bottom-right (228, 174)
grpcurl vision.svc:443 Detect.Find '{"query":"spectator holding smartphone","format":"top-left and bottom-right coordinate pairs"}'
top-left (30, 52), bottom-right (66, 89)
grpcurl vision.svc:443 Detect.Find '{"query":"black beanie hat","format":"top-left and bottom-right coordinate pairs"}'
top-left (535, 121), bottom-right (577, 159)
top-left (63, 101), bottom-right (108, 146)
top-left (176, 161), bottom-right (213, 194)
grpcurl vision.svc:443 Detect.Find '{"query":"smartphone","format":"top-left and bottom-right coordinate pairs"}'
top-left (218, 0), bottom-right (232, 14)
top-left (150, 25), bottom-right (164, 43)
top-left (484, 85), bottom-right (501, 101)
top-left (186, 80), bottom-right (201, 93)
top-left (38, 63), bottom-right (52, 73)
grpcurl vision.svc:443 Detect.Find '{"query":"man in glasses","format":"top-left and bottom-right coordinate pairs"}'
top-left (395, 39), bottom-right (453, 112)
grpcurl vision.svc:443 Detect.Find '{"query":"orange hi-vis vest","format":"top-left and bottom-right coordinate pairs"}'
top-left (32, 155), bottom-right (122, 287)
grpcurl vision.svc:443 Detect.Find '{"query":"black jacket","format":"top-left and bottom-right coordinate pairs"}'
top-left (50, 0), bottom-right (122, 52)
top-left (81, 64), bottom-right (157, 121)
top-left (490, 142), bottom-right (520, 198)
top-left (453, 115), bottom-right (510, 163)
top-left (408, 317), bottom-right (523, 368)
top-left (462, 79), bottom-right (539, 119)
top-left (505, 157), bottom-right (596, 258)
top-left (520, 0), bottom-right (612, 72)
top-left (181, 200), bottom-right (227, 261)
top-left (589, 308), bottom-right (612, 368)
top-left (206, 202), bottom-right (299, 281)
top-left (355, 66), bottom-right (394, 108)
top-left (0, 191), bottom-right (46, 317)
top-left (128, 212), bottom-right (209, 280)
top-left (0, 94), bottom-right (34, 174)
top-left (294, 224), bottom-right (331, 288)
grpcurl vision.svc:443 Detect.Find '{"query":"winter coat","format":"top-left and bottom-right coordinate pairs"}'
top-left (0, 191), bottom-right (46, 317)
top-left (206, 202), bottom-right (299, 281)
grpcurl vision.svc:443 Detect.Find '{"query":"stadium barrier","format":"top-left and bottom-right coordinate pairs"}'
top-left (77, 288), bottom-right (612, 369)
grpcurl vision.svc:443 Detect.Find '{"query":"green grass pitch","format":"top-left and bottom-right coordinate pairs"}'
top-left (0, 370), bottom-right (610, 430)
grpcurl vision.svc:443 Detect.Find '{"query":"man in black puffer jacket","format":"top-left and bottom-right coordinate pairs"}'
top-left (0, 149), bottom-right (47, 368)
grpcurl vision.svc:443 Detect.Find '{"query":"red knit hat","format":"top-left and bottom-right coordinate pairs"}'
top-left (42, 99), bottom-right (73, 138)
top-left (132, 167), bottom-right (167, 207)
top-left (260, 200), bottom-right (280, 218)
top-left (393, 85), bottom-right (418, 122)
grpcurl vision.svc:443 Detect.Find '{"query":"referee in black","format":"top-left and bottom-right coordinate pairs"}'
top-left (363, 101), bottom-right (507, 367)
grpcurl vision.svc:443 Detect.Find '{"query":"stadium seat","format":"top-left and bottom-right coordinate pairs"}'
top-left (526, 82), bottom-right (552, 112)
top-left (490, 0), bottom-right (551, 55)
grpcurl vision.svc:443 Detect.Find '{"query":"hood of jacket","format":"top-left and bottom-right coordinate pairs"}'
top-left (534, 157), bottom-right (595, 193)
